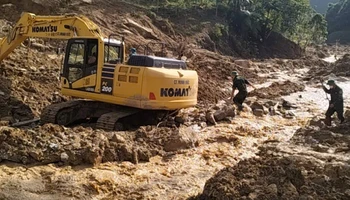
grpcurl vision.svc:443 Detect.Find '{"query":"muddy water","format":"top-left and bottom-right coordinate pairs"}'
top-left (0, 112), bottom-right (306, 200)
top-left (283, 79), bottom-right (350, 117)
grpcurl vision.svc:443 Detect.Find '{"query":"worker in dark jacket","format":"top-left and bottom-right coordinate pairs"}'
top-left (129, 48), bottom-right (137, 57)
top-left (322, 80), bottom-right (344, 125)
top-left (230, 71), bottom-right (256, 110)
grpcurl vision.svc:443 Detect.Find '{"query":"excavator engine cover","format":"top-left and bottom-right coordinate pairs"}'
top-left (127, 55), bottom-right (187, 69)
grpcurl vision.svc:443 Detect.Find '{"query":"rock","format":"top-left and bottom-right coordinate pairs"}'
top-left (317, 51), bottom-right (327, 59)
top-left (313, 144), bottom-right (329, 153)
top-left (200, 122), bottom-right (207, 128)
top-left (163, 127), bottom-right (198, 152)
top-left (60, 152), bottom-right (69, 163)
top-left (308, 117), bottom-right (324, 127)
top-left (49, 143), bottom-right (59, 150)
top-left (345, 110), bottom-right (350, 119)
top-left (250, 101), bottom-right (264, 111)
top-left (263, 106), bottom-right (269, 114)
top-left (234, 60), bottom-right (252, 68)
top-left (345, 189), bottom-right (350, 197)
top-left (263, 100), bottom-right (277, 107)
top-left (245, 96), bottom-right (258, 105)
top-left (199, 113), bottom-right (207, 122)
top-left (284, 111), bottom-right (296, 119)
top-left (253, 109), bottom-right (264, 117)
top-left (111, 133), bottom-right (126, 143)
top-left (214, 110), bottom-right (226, 121)
top-left (0, 90), bottom-right (4, 96)
top-left (0, 116), bottom-right (15, 124)
top-left (29, 150), bottom-right (43, 161)
top-left (225, 107), bottom-right (236, 117)
top-left (282, 100), bottom-right (296, 109)
top-left (281, 181), bottom-right (299, 198)
top-left (175, 116), bottom-right (186, 124)
top-left (267, 184), bottom-right (278, 195)
top-left (206, 111), bottom-right (216, 125)
top-left (248, 192), bottom-right (258, 199)
top-left (103, 148), bottom-right (117, 162)
top-left (85, 147), bottom-right (103, 165)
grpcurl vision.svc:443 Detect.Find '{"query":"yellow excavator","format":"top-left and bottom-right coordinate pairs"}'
top-left (0, 12), bottom-right (198, 130)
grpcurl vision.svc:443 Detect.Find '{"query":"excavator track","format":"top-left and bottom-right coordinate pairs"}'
top-left (41, 100), bottom-right (141, 130)
top-left (40, 100), bottom-right (82, 125)
top-left (96, 109), bottom-right (139, 131)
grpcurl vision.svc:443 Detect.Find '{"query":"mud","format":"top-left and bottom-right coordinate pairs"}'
top-left (0, 0), bottom-right (350, 199)
top-left (249, 80), bottom-right (305, 99)
top-left (193, 120), bottom-right (350, 200)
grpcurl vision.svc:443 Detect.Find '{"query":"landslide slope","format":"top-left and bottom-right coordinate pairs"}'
top-left (0, 0), bottom-right (305, 122)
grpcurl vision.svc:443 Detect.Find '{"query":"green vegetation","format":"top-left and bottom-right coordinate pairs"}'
top-left (131, 0), bottom-right (328, 47)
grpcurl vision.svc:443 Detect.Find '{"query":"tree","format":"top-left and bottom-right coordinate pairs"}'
top-left (309, 13), bottom-right (327, 44)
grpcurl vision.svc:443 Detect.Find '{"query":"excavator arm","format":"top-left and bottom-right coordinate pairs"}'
top-left (0, 12), bottom-right (105, 62)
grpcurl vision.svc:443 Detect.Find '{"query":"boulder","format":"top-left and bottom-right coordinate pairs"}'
top-left (175, 116), bottom-right (186, 124)
top-left (206, 111), bottom-right (216, 125)
top-left (250, 101), bottom-right (264, 111)
top-left (245, 96), bottom-right (258, 105)
top-left (214, 110), bottom-right (226, 121)
top-left (308, 117), bottom-right (324, 128)
top-left (163, 127), bottom-right (198, 152)
top-left (253, 109), bottom-right (264, 117)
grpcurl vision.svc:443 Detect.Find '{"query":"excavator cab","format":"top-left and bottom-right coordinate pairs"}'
top-left (60, 38), bottom-right (123, 91)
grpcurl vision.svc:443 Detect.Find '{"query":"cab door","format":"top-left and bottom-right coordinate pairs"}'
top-left (61, 39), bottom-right (98, 91)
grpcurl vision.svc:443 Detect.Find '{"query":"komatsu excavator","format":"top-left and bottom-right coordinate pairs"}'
top-left (0, 12), bottom-right (198, 130)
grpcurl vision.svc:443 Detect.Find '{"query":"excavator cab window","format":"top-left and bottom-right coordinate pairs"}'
top-left (104, 44), bottom-right (120, 64)
top-left (67, 41), bottom-right (85, 82)
top-left (63, 39), bottom-right (99, 84)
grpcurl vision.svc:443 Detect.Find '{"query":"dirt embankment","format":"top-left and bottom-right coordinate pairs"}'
top-left (0, 124), bottom-right (199, 165)
top-left (0, 46), bottom-right (65, 123)
top-left (249, 81), bottom-right (305, 99)
top-left (191, 118), bottom-right (350, 200)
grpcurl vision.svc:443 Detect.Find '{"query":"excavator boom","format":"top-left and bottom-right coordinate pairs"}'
top-left (0, 12), bottom-right (104, 62)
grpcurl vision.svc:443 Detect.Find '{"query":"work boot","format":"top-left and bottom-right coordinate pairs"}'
top-left (324, 117), bottom-right (332, 126)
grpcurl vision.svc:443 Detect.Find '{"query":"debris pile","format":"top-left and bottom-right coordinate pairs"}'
top-left (0, 124), bottom-right (199, 165)
top-left (332, 54), bottom-right (350, 76)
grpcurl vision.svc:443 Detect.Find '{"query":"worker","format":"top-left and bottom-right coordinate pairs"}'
top-left (230, 71), bottom-right (256, 111)
top-left (88, 52), bottom-right (97, 65)
top-left (322, 80), bottom-right (344, 125)
top-left (129, 48), bottom-right (137, 57)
